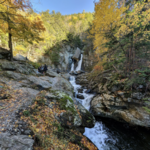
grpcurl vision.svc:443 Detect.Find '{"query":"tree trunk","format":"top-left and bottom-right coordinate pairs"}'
top-left (8, 27), bottom-right (13, 61)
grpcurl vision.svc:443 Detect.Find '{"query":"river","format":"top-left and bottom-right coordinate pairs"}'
top-left (69, 54), bottom-right (150, 150)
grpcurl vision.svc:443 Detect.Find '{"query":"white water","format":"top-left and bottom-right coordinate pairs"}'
top-left (69, 54), bottom-right (112, 150)
top-left (75, 54), bottom-right (83, 71)
top-left (71, 61), bottom-right (74, 72)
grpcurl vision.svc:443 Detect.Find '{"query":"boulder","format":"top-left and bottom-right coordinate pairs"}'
top-left (16, 63), bottom-right (35, 75)
top-left (0, 133), bottom-right (34, 150)
top-left (90, 94), bottom-right (150, 127)
top-left (46, 69), bottom-right (60, 78)
top-left (28, 76), bottom-right (53, 89)
top-left (85, 89), bottom-right (92, 93)
top-left (72, 47), bottom-right (81, 61)
top-left (13, 54), bottom-right (27, 61)
top-left (52, 76), bottom-right (74, 96)
top-left (61, 73), bottom-right (70, 80)
top-left (4, 71), bottom-right (26, 80)
top-left (77, 94), bottom-right (84, 99)
top-left (55, 95), bottom-right (95, 128)
top-left (77, 88), bottom-right (83, 93)
top-left (76, 102), bottom-right (96, 128)
top-left (1, 62), bottom-right (17, 71)
top-left (76, 70), bottom-right (85, 75)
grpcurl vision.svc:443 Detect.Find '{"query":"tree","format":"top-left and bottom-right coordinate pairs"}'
top-left (0, 0), bottom-right (45, 60)
top-left (91, 0), bottom-right (126, 56)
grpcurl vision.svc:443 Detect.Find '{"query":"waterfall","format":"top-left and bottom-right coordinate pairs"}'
top-left (69, 55), bottom-right (112, 150)
top-left (71, 60), bottom-right (74, 72)
top-left (76, 54), bottom-right (83, 71)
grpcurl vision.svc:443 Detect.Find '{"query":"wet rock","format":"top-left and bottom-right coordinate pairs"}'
top-left (76, 102), bottom-right (96, 128)
top-left (77, 88), bottom-right (83, 93)
top-left (77, 94), bottom-right (84, 99)
top-left (85, 89), bottom-right (92, 93)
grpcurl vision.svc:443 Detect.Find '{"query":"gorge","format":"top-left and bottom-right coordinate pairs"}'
top-left (70, 53), bottom-right (150, 150)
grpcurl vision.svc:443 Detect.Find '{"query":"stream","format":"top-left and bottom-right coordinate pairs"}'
top-left (69, 54), bottom-right (150, 150)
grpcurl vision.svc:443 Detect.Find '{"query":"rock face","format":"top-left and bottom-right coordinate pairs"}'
top-left (0, 47), bottom-right (10, 60)
top-left (76, 71), bottom-right (150, 127)
top-left (28, 44), bottom-right (77, 72)
top-left (76, 73), bottom-right (89, 87)
top-left (0, 59), bottom-right (96, 149)
top-left (72, 47), bottom-right (81, 61)
top-left (0, 60), bottom-right (35, 75)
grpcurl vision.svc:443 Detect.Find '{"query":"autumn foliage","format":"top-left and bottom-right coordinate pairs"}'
top-left (21, 91), bottom-right (97, 150)
top-left (0, 0), bottom-right (45, 59)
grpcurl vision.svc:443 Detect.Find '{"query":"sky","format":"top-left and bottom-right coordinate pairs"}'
top-left (31, 0), bottom-right (95, 15)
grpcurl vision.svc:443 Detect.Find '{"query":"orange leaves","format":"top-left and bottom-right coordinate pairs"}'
top-left (81, 137), bottom-right (97, 150)
top-left (94, 65), bottom-right (103, 72)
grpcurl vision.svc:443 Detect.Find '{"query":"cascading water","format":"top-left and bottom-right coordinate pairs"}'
top-left (69, 54), bottom-right (111, 150)
top-left (75, 54), bottom-right (83, 71)
top-left (69, 54), bottom-right (150, 150)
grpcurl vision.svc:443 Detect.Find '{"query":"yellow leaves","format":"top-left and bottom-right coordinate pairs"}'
top-left (91, 0), bottom-right (127, 55)
top-left (36, 128), bottom-right (40, 132)
top-left (69, 22), bottom-right (72, 26)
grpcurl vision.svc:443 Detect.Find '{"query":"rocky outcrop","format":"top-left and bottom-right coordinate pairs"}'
top-left (76, 71), bottom-right (150, 127)
top-left (72, 47), bottom-right (81, 61)
top-left (45, 89), bottom-right (95, 129)
top-left (0, 133), bottom-right (34, 150)
top-left (76, 73), bottom-right (89, 87)
top-left (0, 59), bottom-right (95, 149)
top-left (27, 44), bottom-right (76, 72)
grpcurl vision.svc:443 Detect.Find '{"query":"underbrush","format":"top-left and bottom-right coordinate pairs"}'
top-left (21, 90), bottom-right (97, 150)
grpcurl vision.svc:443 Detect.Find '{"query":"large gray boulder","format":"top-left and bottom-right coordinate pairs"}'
top-left (46, 69), bottom-right (60, 78)
top-left (1, 62), bottom-right (17, 70)
top-left (72, 47), bottom-right (81, 61)
top-left (13, 54), bottom-right (27, 61)
top-left (28, 76), bottom-right (53, 89)
top-left (0, 133), bottom-right (34, 150)
top-left (49, 92), bottom-right (95, 128)
top-left (4, 71), bottom-right (26, 80)
top-left (52, 76), bottom-right (74, 96)
top-left (90, 94), bottom-right (150, 127)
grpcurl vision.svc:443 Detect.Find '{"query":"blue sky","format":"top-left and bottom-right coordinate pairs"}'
top-left (31, 0), bottom-right (95, 15)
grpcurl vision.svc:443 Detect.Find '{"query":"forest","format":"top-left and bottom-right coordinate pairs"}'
top-left (1, 0), bottom-right (150, 149)
top-left (0, 0), bottom-right (93, 62)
